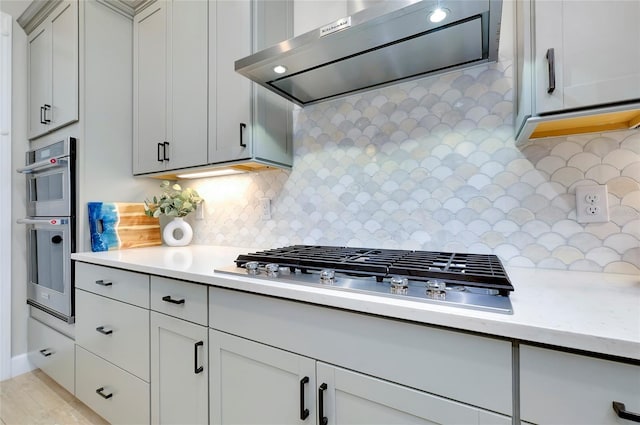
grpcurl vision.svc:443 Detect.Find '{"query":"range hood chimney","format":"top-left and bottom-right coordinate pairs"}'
top-left (235, 0), bottom-right (502, 107)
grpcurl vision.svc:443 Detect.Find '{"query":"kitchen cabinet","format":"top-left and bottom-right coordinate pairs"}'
top-left (74, 262), bottom-right (150, 424)
top-left (131, 0), bottom-right (293, 178)
top-left (210, 329), bottom-right (510, 425)
top-left (520, 345), bottom-right (640, 424)
top-left (150, 276), bottom-right (209, 424)
top-left (27, 317), bottom-right (75, 394)
top-left (317, 362), bottom-right (511, 425)
top-left (515, 0), bottom-right (640, 142)
top-left (133, 0), bottom-right (208, 174)
top-left (26, 0), bottom-right (78, 140)
top-left (209, 285), bottom-right (513, 420)
top-left (208, 0), bottom-right (292, 169)
top-left (209, 329), bottom-right (316, 424)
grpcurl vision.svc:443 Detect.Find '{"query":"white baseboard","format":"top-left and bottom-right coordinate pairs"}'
top-left (11, 353), bottom-right (36, 378)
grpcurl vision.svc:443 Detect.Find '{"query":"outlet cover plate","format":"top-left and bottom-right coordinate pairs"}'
top-left (576, 185), bottom-right (609, 223)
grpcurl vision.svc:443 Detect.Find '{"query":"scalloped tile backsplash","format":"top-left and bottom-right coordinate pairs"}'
top-left (189, 59), bottom-right (640, 274)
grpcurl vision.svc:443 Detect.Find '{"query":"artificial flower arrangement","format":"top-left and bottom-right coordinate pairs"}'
top-left (144, 180), bottom-right (202, 218)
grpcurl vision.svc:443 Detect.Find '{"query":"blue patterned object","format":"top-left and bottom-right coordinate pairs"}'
top-left (88, 202), bottom-right (120, 252)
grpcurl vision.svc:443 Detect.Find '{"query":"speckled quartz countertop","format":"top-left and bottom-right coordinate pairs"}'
top-left (72, 245), bottom-right (640, 361)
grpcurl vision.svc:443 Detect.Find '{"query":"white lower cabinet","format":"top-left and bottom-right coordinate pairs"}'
top-left (209, 329), bottom-right (511, 425)
top-left (209, 329), bottom-right (316, 424)
top-left (208, 285), bottom-right (513, 424)
top-left (27, 317), bottom-right (75, 394)
top-left (75, 345), bottom-right (150, 425)
top-left (520, 345), bottom-right (640, 425)
top-left (151, 311), bottom-right (209, 425)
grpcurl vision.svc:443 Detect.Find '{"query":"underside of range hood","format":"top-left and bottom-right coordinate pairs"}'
top-left (235, 0), bottom-right (502, 107)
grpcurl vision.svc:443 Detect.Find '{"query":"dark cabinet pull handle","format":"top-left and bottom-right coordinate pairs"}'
top-left (95, 387), bottom-right (113, 399)
top-left (299, 376), bottom-right (310, 420)
top-left (96, 326), bottom-right (113, 335)
top-left (39, 348), bottom-right (52, 357)
top-left (95, 279), bottom-right (112, 286)
top-left (162, 295), bottom-right (185, 305)
top-left (51, 235), bottom-right (63, 244)
top-left (194, 340), bottom-right (204, 374)
top-left (43, 104), bottom-right (51, 123)
top-left (546, 48), bottom-right (556, 94)
top-left (40, 106), bottom-right (45, 124)
top-left (239, 122), bottom-right (247, 147)
top-left (157, 142), bottom-right (163, 162)
top-left (319, 383), bottom-right (328, 425)
top-left (163, 141), bottom-right (170, 161)
top-left (613, 401), bottom-right (640, 422)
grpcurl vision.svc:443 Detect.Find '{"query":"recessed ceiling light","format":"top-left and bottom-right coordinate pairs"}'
top-left (273, 65), bottom-right (287, 74)
top-left (429, 7), bottom-right (448, 23)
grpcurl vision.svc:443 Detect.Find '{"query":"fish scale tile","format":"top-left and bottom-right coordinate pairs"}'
top-left (189, 61), bottom-right (640, 275)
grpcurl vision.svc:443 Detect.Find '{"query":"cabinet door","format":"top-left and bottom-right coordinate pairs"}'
top-left (27, 317), bottom-right (75, 394)
top-left (165, 0), bottom-right (208, 170)
top-left (151, 312), bottom-right (208, 425)
top-left (210, 0), bottom-right (252, 163)
top-left (521, 345), bottom-right (640, 425)
top-left (134, 2), bottom-right (167, 174)
top-left (316, 363), bottom-right (511, 425)
top-left (535, 1), bottom-right (640, 113)
top-left (27, 23), bottom-right (50, 139)
top-left (49, 0), bottom-right (78, 129)
top-left (209, 329), bottom-right (316, 425)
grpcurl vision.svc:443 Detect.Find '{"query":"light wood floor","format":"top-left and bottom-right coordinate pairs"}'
top-left (0, 369), bottom-right (108, 425)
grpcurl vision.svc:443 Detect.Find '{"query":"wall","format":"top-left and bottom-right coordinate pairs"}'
top-left (1, 0), bottom-right (29, 364)
top-left (189, 1), bottom-right (640, 274)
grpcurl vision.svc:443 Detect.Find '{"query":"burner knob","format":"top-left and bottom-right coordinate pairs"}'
top-left (426, 280), bottom-right (446, 300)
top-left (319, 269), bottom-right (335, 285)
top-left (265, 263), bottom-right (280, 277)
top-left (245, 261), bottom-right (260, 275)
top-left (390, 276), bottom-right (409, 295)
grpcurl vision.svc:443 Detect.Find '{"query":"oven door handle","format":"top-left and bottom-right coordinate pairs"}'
top-left (17, 218), bottom-right (68, 226)
top-left (16, 156), bottom-right (68, 174)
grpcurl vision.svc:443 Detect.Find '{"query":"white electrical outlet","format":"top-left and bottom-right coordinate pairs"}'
top-left (260, 198), bottom-right (271, 220)
top-left (195, 202), bottom-right (205, 220)
top-left (576, 185), bottom-right (609, 223)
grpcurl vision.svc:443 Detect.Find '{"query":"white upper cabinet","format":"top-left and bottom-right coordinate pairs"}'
top-left (515, 0), bottom-right (640, 143)
top-left (133, 0), bottom-right (208, 175)
top-left (27, 0), bottom-right (78, 140)
top-left (208, 0), bottom-right (293, 168)
top-left (534, 1), bottom-right (640, 114)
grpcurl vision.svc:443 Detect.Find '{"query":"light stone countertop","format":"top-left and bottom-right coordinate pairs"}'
top-left (71, 245), bottom-right (640, 361)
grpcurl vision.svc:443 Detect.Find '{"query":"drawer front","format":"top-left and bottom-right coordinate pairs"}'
top-left (209, 286), bottom-right (513, 415)
top-left (75, 262), bottom-right (149, 308)
top-left (76, 345), bottom-right (150, 425)
top-left (76, 289), bottom-right (149, 381)
top-left (27, 317), bottom-right (75, 394)
top-left (521, 345), bottom-right (640, 424)
top-left (151, 276), bottom-right (207, 325)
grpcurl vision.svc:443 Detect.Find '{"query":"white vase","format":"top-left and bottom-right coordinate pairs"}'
top-left (163, 217), bottom-right (193, 247)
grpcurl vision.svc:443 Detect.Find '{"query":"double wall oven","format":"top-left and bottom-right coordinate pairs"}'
top-left (17, 137), bottom-right (76, 323)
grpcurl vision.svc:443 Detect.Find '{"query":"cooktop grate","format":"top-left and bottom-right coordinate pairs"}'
top-left (235, 245), bottom-right (513, 294)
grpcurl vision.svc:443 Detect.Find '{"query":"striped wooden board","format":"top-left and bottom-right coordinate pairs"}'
top-left (88, 202), bottom-right (162, 252)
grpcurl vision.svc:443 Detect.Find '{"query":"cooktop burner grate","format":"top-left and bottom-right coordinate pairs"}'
top-left (235, 245), bottom-right (513, 295)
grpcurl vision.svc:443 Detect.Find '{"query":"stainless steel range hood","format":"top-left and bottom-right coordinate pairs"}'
top-left (235, 0), bottom-right (502, 107)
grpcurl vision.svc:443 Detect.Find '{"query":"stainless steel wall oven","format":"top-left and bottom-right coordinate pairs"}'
top-left (17, 137), bottom-right (76, 323)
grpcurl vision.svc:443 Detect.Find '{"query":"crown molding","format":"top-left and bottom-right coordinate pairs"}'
top-left (17, 0), bottom-right (62, 34)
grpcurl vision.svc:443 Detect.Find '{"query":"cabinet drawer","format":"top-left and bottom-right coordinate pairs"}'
top-left (76, 289), bottom-right (149, 381)
top-left (209, 286), bottom-right (512, 415)
top-left (75, 345), bottom-right (149, 425)
top-left (151, 276), bottom-right (207, 325)
top-left (27, 317), bottom-right (75, 394)
top-left (75, 262), bottom-right (149, 308)
top-left (521, 345), bottom-right (640, 424)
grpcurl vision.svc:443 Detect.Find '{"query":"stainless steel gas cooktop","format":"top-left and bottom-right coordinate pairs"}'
top-left (215, 245), bottom-right (514, 314)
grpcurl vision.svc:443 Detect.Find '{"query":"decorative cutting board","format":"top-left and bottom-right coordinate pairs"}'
top-left (88, 202), bottom-right (162, 252)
